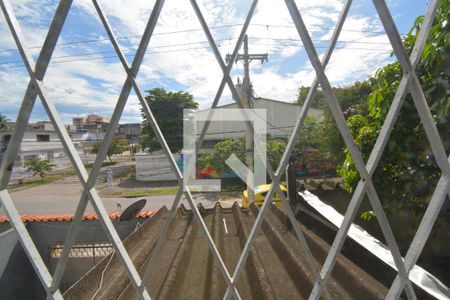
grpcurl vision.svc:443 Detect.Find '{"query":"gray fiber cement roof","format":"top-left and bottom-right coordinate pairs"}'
top-left (64, 203), bottom-right (388, 299)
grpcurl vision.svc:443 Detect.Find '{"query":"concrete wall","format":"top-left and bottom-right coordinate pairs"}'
top-left (0, 224), bottom-right (45, 300)
top-left (0, 130), bottom-right (60, 143)
top-left (0, 229), bottom-right (18, 278)
top-left (0, 219), bottom-right (144, 299)
top-left (195, 98), bottom-right (324, 140)
top-left (135, 152), bottom-right (180, 182)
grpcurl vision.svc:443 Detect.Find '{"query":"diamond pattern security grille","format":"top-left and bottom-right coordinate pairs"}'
top-left (0, 0), bottom-right (448, 299)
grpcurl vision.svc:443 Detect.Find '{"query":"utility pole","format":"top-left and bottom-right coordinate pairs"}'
top-left (226, 35), bottom-right (268, 205)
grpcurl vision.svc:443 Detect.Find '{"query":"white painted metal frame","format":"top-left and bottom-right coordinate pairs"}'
top-left (0, 0), bottom-right (447, 299)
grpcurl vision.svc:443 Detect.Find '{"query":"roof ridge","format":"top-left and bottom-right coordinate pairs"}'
top-left (0, 210), bottom-right (155, 223)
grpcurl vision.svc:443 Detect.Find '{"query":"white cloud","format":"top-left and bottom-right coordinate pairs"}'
top-left (0, 0), bottom-right (418, 125)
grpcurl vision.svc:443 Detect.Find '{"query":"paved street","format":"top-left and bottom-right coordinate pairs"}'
top-left (4, 179), bottom-right (235, 215)
top-left (1, 162), bottom-right (241, 215)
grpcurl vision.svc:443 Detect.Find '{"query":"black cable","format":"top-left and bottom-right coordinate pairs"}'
top-left (0, 22), bottom-right (405, 54)
top-left (0, 41), bottom-right (394, 70)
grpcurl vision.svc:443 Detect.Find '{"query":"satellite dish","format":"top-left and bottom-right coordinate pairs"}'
top-left (120, 199), bottom-right (147, 221)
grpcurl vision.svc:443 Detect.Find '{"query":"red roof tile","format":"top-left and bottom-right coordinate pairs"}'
top-left (0, 210), bottom-right (155, 223)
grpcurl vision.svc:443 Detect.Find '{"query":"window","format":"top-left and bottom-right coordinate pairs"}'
top-left (50, 242), bottom-right (113, 258)
top-left (3, 134), bottom-right (11, 143)
top-left (36, 134), bottom-right (50, 142)
top-left (1, 135), bottom-right (10, 151)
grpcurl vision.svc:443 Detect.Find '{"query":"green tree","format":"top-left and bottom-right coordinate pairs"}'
top-left (296, 86), bottom-right (326, 108)
top-left (296, 82), bottom-right (373, 163)
top-left (295, 115), bottom-right (320, 150)
top-left (199, 138), bottom-right (287, 173)
top-left (340, 0), bottom-right (449, 217)
top-left (91, 138), bottom-right (128, 163)
top-left (25, 158), bottom-right (55, 180)
top-left (141, 88), bottom-right (198, 153)
top-left (0, 113), bottom-right (9, 129)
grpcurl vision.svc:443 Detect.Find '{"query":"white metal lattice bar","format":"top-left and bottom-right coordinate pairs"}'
top-left (189, 2), bottom-right (295, 297)
top-left (189, 2), bottom-right (328, 298)
top-left (49, 190), bottom-right (89, 292)
top-left (190, 0), bottom-right (258, 155)
top-left (0, 0), bottom-right (72, 188)
top-left (0, 190), bottom-right (64, 299)
top-left (387, 170), bottom-right (450, 299)
top-left (371, 0), bottom-right (450, 177)
top-left (283, 0), bottom-right (419, 298)
top-left (141, 189), bottom-right (184, 283)
top-left (189, 0), bottom-right (272, 173)
top-left (302, 0), bottom-right (353, 112)
top-left (224, 1), bottom-right (355, 298)
top-left (190, 0), bottom-right (257, 106)
top-left (409, 75), bottom-right (450, 174)
top-left (189, 0), bottom-right (273, 182)
top-left (0, 1), bottom-right (446, 299)
top-left (136, 77), bottom-right (238, 297)
top-left (0, 1), bottom-right (151, 298)
top-left (37, 44), bottom-right (153, 300)
top-left (372, 3), bottom-right (450, 295)
top-left (51, 0), bottom-right (167, 296)
top-left (312, 1), bottom-right (440, 297)
top-left (0, 1), bottom-right (72, 298)
top-left (91, 2), bottom-right (240, 298)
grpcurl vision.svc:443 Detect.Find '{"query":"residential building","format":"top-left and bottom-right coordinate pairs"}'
top-left (116, 123), bottom-right (141, 145)
top-left (194, 97), bottom-right (323, 149)
top-left (0, 122), bottom-right (96, 180)
top-left (72, 114), bottom-right (110, 134)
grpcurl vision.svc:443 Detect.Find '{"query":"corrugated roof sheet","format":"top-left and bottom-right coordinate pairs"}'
top-left (64, 203), bottom-right (388, 299)
top-left (0, 210), bottom-right (155, 223)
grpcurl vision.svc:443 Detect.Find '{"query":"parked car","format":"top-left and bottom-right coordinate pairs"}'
top-left (242, 184), bottom-right (288, 208)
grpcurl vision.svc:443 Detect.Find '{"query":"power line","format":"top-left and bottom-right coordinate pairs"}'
top-left (251, 36), bottom-right (392, 45)
top-left (0, 45), bottom-right (222, 70)
top-left (145, 119), bottom-right (336, 140)
top-left (0, 24), bottom-right (241, 54)
top-left (0, 38), bottom-right (230, 66)
top-left (0, 22), bottom-right (403, 55)
top-left (0, 36), bottom-right (392, 66)
top-left (253, 23), bottom-right (407, 36)
top-left (252, 42), bottom-right (392, 52)
top-left (0, 39), bottom-right (394, 70)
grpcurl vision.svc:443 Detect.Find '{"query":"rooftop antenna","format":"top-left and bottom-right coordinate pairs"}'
top-left (119, 199), bottom-right (147, 221)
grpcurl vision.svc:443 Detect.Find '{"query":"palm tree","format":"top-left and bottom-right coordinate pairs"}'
top-left (0, 114), bottom-right (8, 129)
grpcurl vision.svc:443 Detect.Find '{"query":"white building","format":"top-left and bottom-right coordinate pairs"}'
top-left (195, 97), bottom-right (323, 144)
top-left (0, 123), bottom-right (98, 180)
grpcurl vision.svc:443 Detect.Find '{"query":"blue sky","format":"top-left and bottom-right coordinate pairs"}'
top-left (0, 0), bottom-right (428, 124)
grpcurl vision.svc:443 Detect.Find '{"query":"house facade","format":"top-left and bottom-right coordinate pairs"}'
top-left (194, 97), bottom-right (323, 149)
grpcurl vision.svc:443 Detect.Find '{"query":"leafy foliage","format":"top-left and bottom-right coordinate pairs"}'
top-left (296, 82), bottom-right (373, 163)
top-left (296, 86), bottom-right (326, 108)
top-left (25, 159), bottom-right (55, 180)
top-left (295, 115), bottom-right (321, 150)
top-left (0, 113), bottom-right (8, 129)
top-left (141, 88), bottom-right (198, 153)
top-left (199, 138), bottom-right (287, 173)
top-left (91, 138), bottom-right (128, 162)
top-left (339, 0), bottom-right (450, 217)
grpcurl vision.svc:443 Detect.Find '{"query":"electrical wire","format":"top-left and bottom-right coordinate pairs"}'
top-left (0, 38), bottom-right (230, 66)
top-left (0, 40), bottom-right (394, 71)
top-left (0, 36), bottom-right (392, 67)
top-left (252, 23), bottom-right (405, 36)
top-left (0, 22), bottom-right (404, 55)
top-left (142, 119), bottom-right (336, 141)
top-left (91, 251), bottom-right (115, 300)
top-left (0, 45), bottom-right (221, 70)
top-left (0, 24), bottom-right (243, 54)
